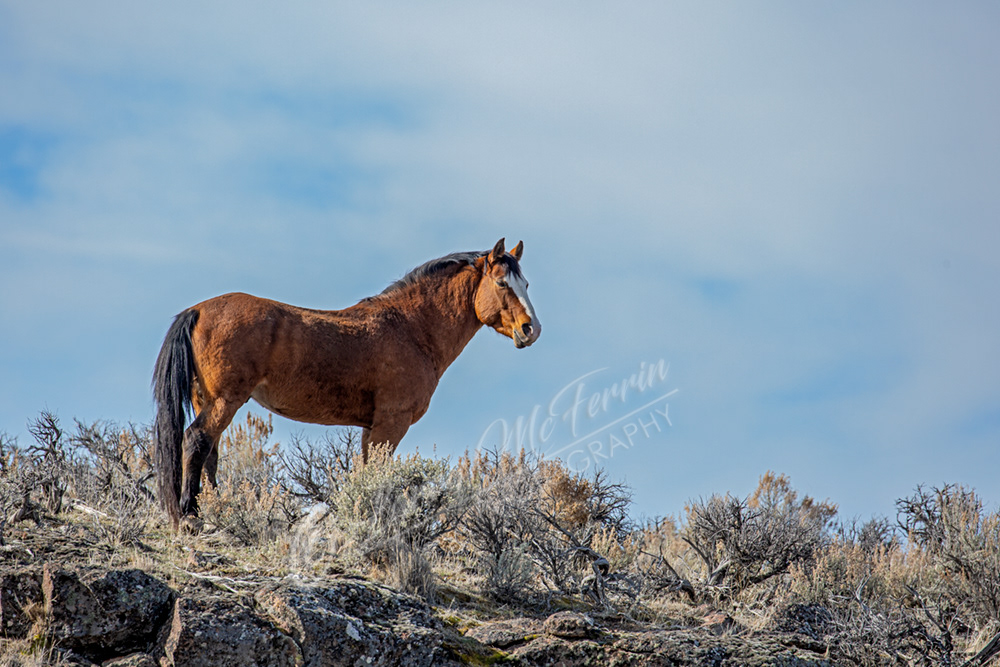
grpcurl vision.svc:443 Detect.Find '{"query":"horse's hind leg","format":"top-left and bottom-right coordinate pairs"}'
top-left (190, 386), bottom-right (220, 490)
top-left (179, 397), bottom-right (240, 525)
top-left (204, 444), bottom-right (219, 489)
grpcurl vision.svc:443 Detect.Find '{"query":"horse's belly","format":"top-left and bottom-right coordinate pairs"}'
top-left (250, 385), bottom-right (370, 427)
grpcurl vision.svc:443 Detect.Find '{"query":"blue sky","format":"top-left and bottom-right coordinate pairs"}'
top-left (1, 2), bottom-right (998, 522)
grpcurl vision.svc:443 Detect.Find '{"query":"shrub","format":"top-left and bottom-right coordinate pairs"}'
top-left (279, 428), bottom-right (359, 505)
top-left (0, 432), bottom-right (30, 543)
top-left (683, 472), bottom-right (838, 597)
top-left (331, 450), bottom-right (468, 599)
top-left (199, 413), bottom-right (301, 546)
top-left (453, 449), bottom-right (635, 604)
top-left (897, 484), bottom-right (1000, 628)
top-left (781, 487), bottom-right (1000, 666)
top-left (624, 518), bottom-right (700, 609)
top-left (67, 420), bottom-right (158, 546)
top-left (1, 413), bottom-right (80, 539)
top-left (24, 412), bottom-right (71, 515)
top-left (452, 449), bottom-right (540, 601)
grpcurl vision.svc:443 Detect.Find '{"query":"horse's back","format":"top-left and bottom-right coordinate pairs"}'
top-left (186, 293), bottom-right (396, 423)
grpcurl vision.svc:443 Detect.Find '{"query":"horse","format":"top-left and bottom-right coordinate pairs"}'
top-left (152, 238), bottom-right (540, 530)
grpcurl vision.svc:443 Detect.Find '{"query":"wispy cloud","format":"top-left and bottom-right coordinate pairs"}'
top-left (1, 1), bottom-right (998, 519)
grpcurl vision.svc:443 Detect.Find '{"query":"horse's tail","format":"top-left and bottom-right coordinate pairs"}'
top-left (152, 308), bottom-right (199, 527)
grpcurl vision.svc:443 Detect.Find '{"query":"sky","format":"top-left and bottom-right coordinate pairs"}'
top-left (1, 2), bottom-right (998, 523)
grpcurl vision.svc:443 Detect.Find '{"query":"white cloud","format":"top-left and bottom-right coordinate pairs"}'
top-left (1, 1), bottom-right (998, 518)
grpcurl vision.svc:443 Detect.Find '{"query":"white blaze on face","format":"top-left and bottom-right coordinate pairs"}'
top-left (509, 271), bottom-right (539, 341)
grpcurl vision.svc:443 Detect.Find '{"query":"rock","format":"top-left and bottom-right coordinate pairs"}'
top-left (50, 649), bottom-right (98, 666)
top-left (610, 630), bottom-right (836, 666)
top-left (10, 558), bottom-right (840, 667)
top-left (160, 594), bottom-right (299, 667)
top-left (0, 569), bottom-right (43, 639)
top-left (465, 617), bottom-right (543, 648)
top-left (774, 603), bottom-right (835, 641)
top-left (256, 578), bottom-right (461, 667)
top-left (103, 653), bottom-right (159, 667)
top-left (700, 611), bottom-right (737, 635)
top-left (510, 634), bottom-right (609, 665)
top-left (543, 610), bottom-right (598, 639)
top-left (42, 566), bottom-right (174, 662)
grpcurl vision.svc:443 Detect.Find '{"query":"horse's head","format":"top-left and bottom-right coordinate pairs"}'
top-left (475, 238), bottom-right (541, 349)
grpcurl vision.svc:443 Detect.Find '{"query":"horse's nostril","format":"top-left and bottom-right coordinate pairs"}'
top-left (522, 323), bottom-right (533, 337)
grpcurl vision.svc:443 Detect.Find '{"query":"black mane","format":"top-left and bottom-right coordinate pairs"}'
top-left (372, 249), bottom-right (523, 299)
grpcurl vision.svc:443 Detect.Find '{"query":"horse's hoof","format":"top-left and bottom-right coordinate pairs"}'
top-left (180, 515), bottom-right (204, 535)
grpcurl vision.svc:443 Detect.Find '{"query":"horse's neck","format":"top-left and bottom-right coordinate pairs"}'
top-left (396, 269), bottom-right (483, 376)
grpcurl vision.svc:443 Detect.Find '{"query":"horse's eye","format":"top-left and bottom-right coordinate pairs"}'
top-left (496, 279), bottom-right (508, 289)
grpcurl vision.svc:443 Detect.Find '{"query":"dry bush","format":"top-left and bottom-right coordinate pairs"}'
top-left (780, 487), bottom-right (1000, 666)
top-left (452, 449), bottom-right (634, 605)
top-left (331, 449), bottom-right (468, 599)
top-left (0, 431), bottom-right (33, 543)
top-left (199, 413), bottom-right (301, 546)
top-left (635, 517), bottom-right (703, 590)
top-left (1, 414), bottom-right (160, 547)
top-left (382, 545), bottom-right (438, 602)
top-left (279, 428), bottom-right (359, 505)
top-left (1, 413), bottom-right (79, 539)
top-left (786, 532), bottom-right (968, 666)
top-left (452, 449), bottom-right (540, 601)
top-left (786, 521), bottom-right (913, 662)
top-left (530, 456), bottom-right (633, 598)
top-left (683, 472), bottom-right (837, 600)
top-left (24, 412), bottom-right (71, 516)
top-left (66, 420), bottom-right (158, 546)
top-left (898, 484), bottom-right (1000, 628)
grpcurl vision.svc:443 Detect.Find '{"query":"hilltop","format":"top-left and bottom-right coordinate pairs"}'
top-left (1, 412), bottom-right (998, 666)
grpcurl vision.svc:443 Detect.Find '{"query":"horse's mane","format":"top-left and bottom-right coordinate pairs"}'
top-left (372, 249), bottom-right (523, 299)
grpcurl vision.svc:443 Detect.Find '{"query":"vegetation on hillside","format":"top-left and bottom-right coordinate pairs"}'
top-left (1, 411), bottom-right (998, 666)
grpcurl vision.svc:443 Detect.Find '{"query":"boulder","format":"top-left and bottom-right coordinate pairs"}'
top-left (543, 610), bottom-right (599, 639)
top-left (42, 566), bottom-right (173, 661)
top-left (160, 595), bottom-right (299, 667)
top-left (465, 617), bottom-right (543, 649)
top-left (104, 653), bottom-right (159, 667)
top-left (256, 578), bottom-right (461, 667)
top-left (0, 569), bottom-right (43, 638)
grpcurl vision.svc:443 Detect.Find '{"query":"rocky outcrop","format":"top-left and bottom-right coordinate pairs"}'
top-left (1, 569), bottom-right (42, 639)
top-left (471, 612), bottom-right (838, 667)
top-left (256, 578), bottom-right (461, 667)
top-left (0, 564), bottom-right (838, 666)
top-left (43, 565), bottom-right (173, 661)
top-left (161, 595), bottom-right (299, 667)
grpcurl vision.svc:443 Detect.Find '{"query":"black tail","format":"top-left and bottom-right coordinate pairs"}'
top-left (152, 308), bottom-right (199, 527)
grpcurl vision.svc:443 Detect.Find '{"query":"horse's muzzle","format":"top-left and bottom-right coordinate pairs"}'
top-left (513, 321), bottom-right (540, 348)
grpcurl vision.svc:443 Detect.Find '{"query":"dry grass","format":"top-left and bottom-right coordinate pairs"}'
top-left (2, 411), bottom-right (999, 666)
top-left (199, 413), bottom-right (302, 547)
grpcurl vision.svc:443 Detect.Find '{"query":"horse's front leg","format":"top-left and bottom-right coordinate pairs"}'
top-left (361, 427), bottom-right (372, 462)
top-left (362, 414), bottom-right (411, 464)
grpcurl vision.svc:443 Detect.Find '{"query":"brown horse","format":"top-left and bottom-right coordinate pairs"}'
top-left (152, 238), bottom-right (540, 529)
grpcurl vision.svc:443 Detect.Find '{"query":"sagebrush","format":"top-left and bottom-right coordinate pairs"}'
top-left (2, 411), bottom-right (999, 666)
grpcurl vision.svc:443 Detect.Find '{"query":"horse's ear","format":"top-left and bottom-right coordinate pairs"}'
top-left (510, 240), bottom-right (523, 261)
top-left (489, 238), bottom-right (506, 265)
